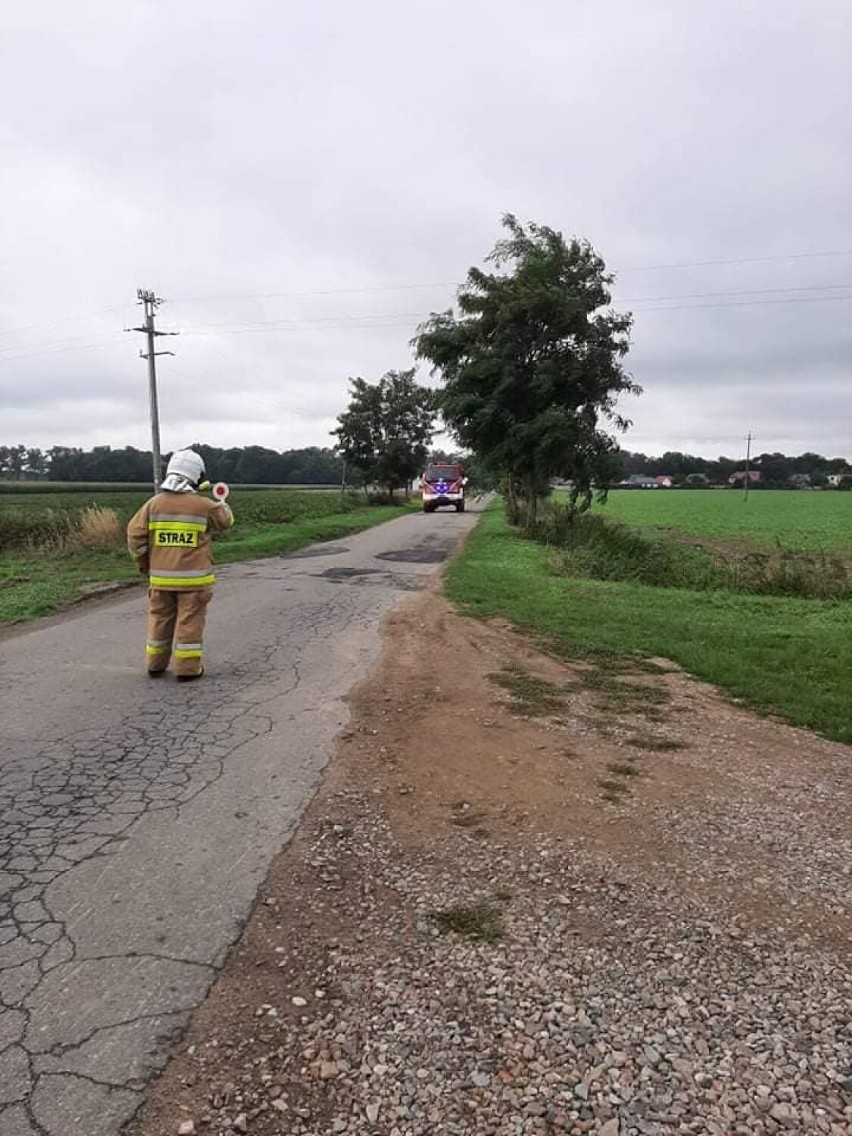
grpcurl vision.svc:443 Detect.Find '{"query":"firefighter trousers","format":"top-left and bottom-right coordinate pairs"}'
top-left (145, 587), bottom-right (212, 677)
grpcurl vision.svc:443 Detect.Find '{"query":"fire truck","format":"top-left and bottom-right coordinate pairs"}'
top-left (420, 461), bottom-right (466, 513)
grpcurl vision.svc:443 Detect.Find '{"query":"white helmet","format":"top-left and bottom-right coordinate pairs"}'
top-left (165, 449), bottom-right (205, 487)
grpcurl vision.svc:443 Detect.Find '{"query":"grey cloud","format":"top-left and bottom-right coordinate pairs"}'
top-left (1, 0), bottom-right (850, 458)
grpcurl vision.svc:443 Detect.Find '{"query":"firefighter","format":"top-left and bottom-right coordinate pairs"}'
top-left (126, 449), bottom-right (234, 680)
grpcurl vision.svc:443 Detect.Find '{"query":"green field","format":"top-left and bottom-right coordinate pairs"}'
top-left (0, 486), bottom-right (368, 545)
top-left (0, 480), bottom-right (340, 495)
top-left (0, 484), bottom-right (343, 517)
top-left (591, 488), bottom-right (852, 552)
top-left (446, 504), bottom-right (852, 745)
top-left (0, 487), bottom-right (410, 623)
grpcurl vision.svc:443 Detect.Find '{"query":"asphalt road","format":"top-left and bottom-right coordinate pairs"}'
top-left (0, 505), bottom-right (481, 1136)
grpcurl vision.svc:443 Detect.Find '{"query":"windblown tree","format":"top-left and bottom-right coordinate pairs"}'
top-left (332, 369), bottom-right (436, 499)
top-left (414, 214), bottom-right (639, 529)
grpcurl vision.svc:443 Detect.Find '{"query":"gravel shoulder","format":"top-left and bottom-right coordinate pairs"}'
top-left (128, 582), bottom-right (852, 1136)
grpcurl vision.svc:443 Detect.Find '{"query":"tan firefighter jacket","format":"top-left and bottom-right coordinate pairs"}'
top-left (127, 491), bottom-right (234, 590)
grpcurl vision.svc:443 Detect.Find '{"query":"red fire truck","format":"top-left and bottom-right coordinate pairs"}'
top-left (421, 462), bottom-right (466, 513)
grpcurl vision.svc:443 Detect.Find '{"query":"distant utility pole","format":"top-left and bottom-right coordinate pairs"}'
top-left (130, 290), bottom-right (178, 492)
top-left (743, 431), bottom-right (753, 502)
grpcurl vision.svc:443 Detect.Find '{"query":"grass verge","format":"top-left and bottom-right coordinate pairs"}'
top-left (430, 899), bottom-right (505, 942)
top-left (0, 504), bottom-right (411, 624)
top-left (445, 506), bottom-right (852, 745)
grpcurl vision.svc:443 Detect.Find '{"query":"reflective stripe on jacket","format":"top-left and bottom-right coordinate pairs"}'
top-left (126, 491), bottom-right (234, 590)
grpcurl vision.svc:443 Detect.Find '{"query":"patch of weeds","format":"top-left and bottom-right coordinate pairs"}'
top-left (597, 778), bottom-right (630, 794)
top-left (584, 670), bottom-right (670, 722)
top-left (606, 761), bottom-right (640, 777)
top-left (585, 669), bottom-right (667, 702)
top-left (597, 777), bottom-right (633, 805)
top-left (450, 801), bottom-right (489, 828)
top-left (632, 658), bottom-right (670, 676)
top-left (548, 639), bottom-right (672, 720)
top-left (430, 900), bottom-right (505, 942)
top-left (599, 787), bottom-right (624, 804)
top-left (638, 706), bottom-right (668, 724)
top-left (489, 665), bottom-right (566, 717)
top-left (625, 735), bottom-right (685, 752)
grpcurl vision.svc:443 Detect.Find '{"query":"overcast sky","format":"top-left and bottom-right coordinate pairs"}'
top-left (1, 0), bottom-right (850, 462)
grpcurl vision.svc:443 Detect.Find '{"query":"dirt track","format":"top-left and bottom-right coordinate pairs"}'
top-left (130, 582), bottom-right (851, 1136)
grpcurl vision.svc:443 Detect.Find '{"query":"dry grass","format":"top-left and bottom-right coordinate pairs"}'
top-left (3, 506), bottom-right (121, 553)
top-left (68, 506), bottom-right (122, 550)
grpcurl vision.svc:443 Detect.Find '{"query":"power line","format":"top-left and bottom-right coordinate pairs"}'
top-left (175, 310), bottom-right (431, 333)
top-left (170, 284), bottom-right (852, 335)
top-left (0, 325), bottom-right (132, 358)
top-left (172, 282), bottom-right (459, 304)
top-left (620, 282), bottom-right (852, 303)
top-left (3, 275), bottom-right (852, 364)
top-left (0, 336), bottom-right (126, 364)
top-left (3, 247), bottom-right (852, 342)
top-left (168, 248), bottom-right (852, 304)
top-left (0, 305), bottom-right (126, 342)
top-left (180, 319), bottom-right (420, 338)
top-left (618, 249), bottom-right (852, 273)
top-left (631, 294), bottom-right (852, 314)
top-left (174, 290), bottom-right (852, 337)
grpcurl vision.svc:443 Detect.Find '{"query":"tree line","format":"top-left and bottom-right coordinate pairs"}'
top-left (617, 450), bottom-right (852, 486)
top-left (0, 444), bottom-right (346, 485)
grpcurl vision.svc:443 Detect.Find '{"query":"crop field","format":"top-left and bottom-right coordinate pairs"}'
top-left (593, 489), bottom-right (852, 552)
top-left (0, 486), bottom-right (359, 549)
top-left (0, 484), bottom-right (344, 517)
top-left (0, 485), bottom-right (409, 623)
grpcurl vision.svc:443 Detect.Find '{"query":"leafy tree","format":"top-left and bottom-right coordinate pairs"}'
top-left (25, 448), bottom-right (46, 477)
top-left (597, 447), bottom-right (625, 485)
top-left (235, 445), bottom-right (283, 484)
top-left (414, 214), bottom-right (638, 529)
top-left (644, 451), bottom-right (705, 479)
top-left (754, 452), bottom-right (793, 485)
top-left (792, 452), bottom-right (826, 475)
top-left (281, 447), bottom-right (345, 485)
top-left (620, 450), bottom-right (649, 476)
top-left (333, 369), bottom-right (436, 499)
top-left (5, 445), bottom-right (26, 480)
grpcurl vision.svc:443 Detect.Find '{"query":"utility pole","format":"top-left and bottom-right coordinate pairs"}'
top-left (743, 431), bottom-right (753, 502)
top-left (130, 290), bottom-right (178, 492)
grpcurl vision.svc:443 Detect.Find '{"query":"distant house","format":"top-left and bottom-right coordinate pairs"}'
top-left (620, 474), bottom-right (659, 489)
top-left (728, 470), bottom-right (761, 485)
top-left (654, 475), bottom-right (673, 488)
top-left (685, 472), bottom-right (709, 485)
top-left (788, 473), bottom-right (811, 487)
top-left (827, 472), bottom-right (852, 488)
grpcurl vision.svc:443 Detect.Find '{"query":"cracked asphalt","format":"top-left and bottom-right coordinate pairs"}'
top-left (0, 506), bottom-right (480, 1136)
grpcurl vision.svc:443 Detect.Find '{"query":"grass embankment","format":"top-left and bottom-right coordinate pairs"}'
top-left (0, 489), bottom-right (411, 624)
top-left (446, 506), bottom-right (852, 745)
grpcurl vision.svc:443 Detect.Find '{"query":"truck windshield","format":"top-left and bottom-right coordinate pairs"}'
top-left (425, 466), bottom-right (460, 482)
